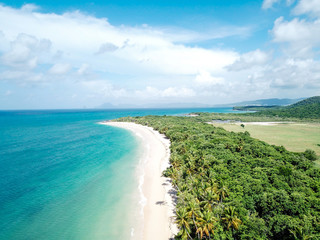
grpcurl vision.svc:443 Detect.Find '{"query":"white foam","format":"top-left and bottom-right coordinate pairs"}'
top-left (134, 135), bottom-right (149, 235)
top-left (138, 173), bottom-right (147, 215)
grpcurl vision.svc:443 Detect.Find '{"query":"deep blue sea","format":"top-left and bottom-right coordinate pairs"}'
top-left (0, 108), bottom-right (236, 239)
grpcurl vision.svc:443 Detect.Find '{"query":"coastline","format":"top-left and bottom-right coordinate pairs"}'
top-left (100, 121), bottom-right (178, 240)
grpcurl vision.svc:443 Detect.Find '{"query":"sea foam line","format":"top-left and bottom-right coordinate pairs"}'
top-left (131, 132), bottom-right (149, 239)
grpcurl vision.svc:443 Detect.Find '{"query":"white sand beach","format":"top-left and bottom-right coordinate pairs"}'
top-left (100, 121), bottom-right (178, 240)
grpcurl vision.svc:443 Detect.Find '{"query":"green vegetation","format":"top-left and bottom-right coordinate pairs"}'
top-left (116, 115), bottom-right (320, 240)
top-left (250, 96), bottom-right (320, 119)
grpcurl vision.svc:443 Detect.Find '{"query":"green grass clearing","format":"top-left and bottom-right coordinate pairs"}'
top-left (210, 122), bottom-right (320, 165)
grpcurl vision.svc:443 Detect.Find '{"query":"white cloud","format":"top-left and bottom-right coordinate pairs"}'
top-left (228, 49), bottom-right (270, 71)
top-left (77, 63), bottom-right (89, 75)
top-left (21, 4), bottom-right (39, 12)
top-left (162, 87), bottom-right (195, 97)
top-left (160, 25), bottom-right (252, 44)
top-left (134, 86), bottom-right (196, 100)
top-left (262, 0), bottom-right (281, 9)
top-left (195, 71), bottom-right (224, 86)
top-left (81, 80), bottom-right (127, 98)
top-left (0, 4), bottom-right (238, 78)
top-left (271, 16), bottom-right (320, 57)
top-left (273, 17), bottom-right (320, 43)
top-left (1, 33), bottom-right (51, 69)
top-left (0, 31), bottom-right (8, 52)
top-left (48, 63), bottom-right (71, 75)
top-left (270, 0), bottom-right (320, 56)
top-left (139, 46), bottom-right (237, 75)
top-left (96, 42), bottom-right (119, 54)
top-left (293, 0), bottom-right (320, 17)
top-left (268, 58), bottom-right (320, 89)
top-left (143, 86), bottom-right (161, 96)
top-left (229, 56), bottom-right (320, 91)
top-left (0, 70), bottom-right (44, 82)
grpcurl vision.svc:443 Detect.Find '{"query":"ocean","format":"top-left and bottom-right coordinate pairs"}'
top-left (0, 108), bottom-right (236, 239)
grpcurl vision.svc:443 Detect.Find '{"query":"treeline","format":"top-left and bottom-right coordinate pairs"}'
top-left (116, 115), bottom-right (320, 239)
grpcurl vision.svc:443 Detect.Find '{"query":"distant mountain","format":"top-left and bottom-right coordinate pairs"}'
top-left (98, 97), bottom-right (306, 109)
top-left (233, 105), bottom-right (280, 111)
top-left (218, 97), bottom-right (305, 107)
top-left (252, 96), bottom-right (320, 119)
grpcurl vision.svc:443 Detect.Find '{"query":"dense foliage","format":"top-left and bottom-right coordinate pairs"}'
top-left (116, 115), bottom-right (320, 240)
top-left (250, 96), bottom-right (320, 119)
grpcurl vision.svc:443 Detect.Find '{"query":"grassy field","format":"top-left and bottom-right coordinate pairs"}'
top-left (210, 122), bottom-right (320, 165)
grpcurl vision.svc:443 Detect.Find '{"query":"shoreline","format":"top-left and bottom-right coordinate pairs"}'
top-left (100, 121), bottom-right (178, 240)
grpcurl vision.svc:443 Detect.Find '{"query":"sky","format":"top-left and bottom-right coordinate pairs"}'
top-left (0, 0), bottom-right (320, 109)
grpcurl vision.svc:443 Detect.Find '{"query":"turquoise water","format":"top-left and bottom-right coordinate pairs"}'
top-left (0, 108), bottom-right (236, 239)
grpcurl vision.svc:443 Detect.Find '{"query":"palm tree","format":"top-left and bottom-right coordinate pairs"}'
top-left (222, 206), bottom-right (242, 231)
top-left (196, 211), bottom-right (216, 239)
top-left (186, 200), bottom-right (201, 238)
top-left (185, 159), bottom-right (196, 176)
top-left (175, 208), bottom-right (192, 239)
top-left (202, 190), bottom-right (218, 211)
top-left (216, 185), bottom-right (229, 203)
top-left (170, 154), bottom-right (182, 168)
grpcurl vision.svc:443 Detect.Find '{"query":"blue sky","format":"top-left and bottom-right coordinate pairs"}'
top-left (0, 0), bottom-right (319, 109)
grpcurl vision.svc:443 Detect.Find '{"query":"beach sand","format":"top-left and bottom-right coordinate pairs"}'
top-left (100, 122), bottom-right (178, 240)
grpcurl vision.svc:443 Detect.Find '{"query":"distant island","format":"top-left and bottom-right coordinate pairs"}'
top-left (113, 96), bottom-right (320, 239)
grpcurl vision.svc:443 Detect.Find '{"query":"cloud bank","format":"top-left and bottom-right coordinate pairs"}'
top-left (0, 2), bottom-right (319, 109)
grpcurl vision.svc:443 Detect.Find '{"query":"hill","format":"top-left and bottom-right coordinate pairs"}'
top-left (233, 105), bottom-right (280, 111)
top-left (235, 97), bottom-right (304, 106)
top-left (252, 96), bottom-right (320, 119)
top-left (216, 97), bottom-right (305, 108)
